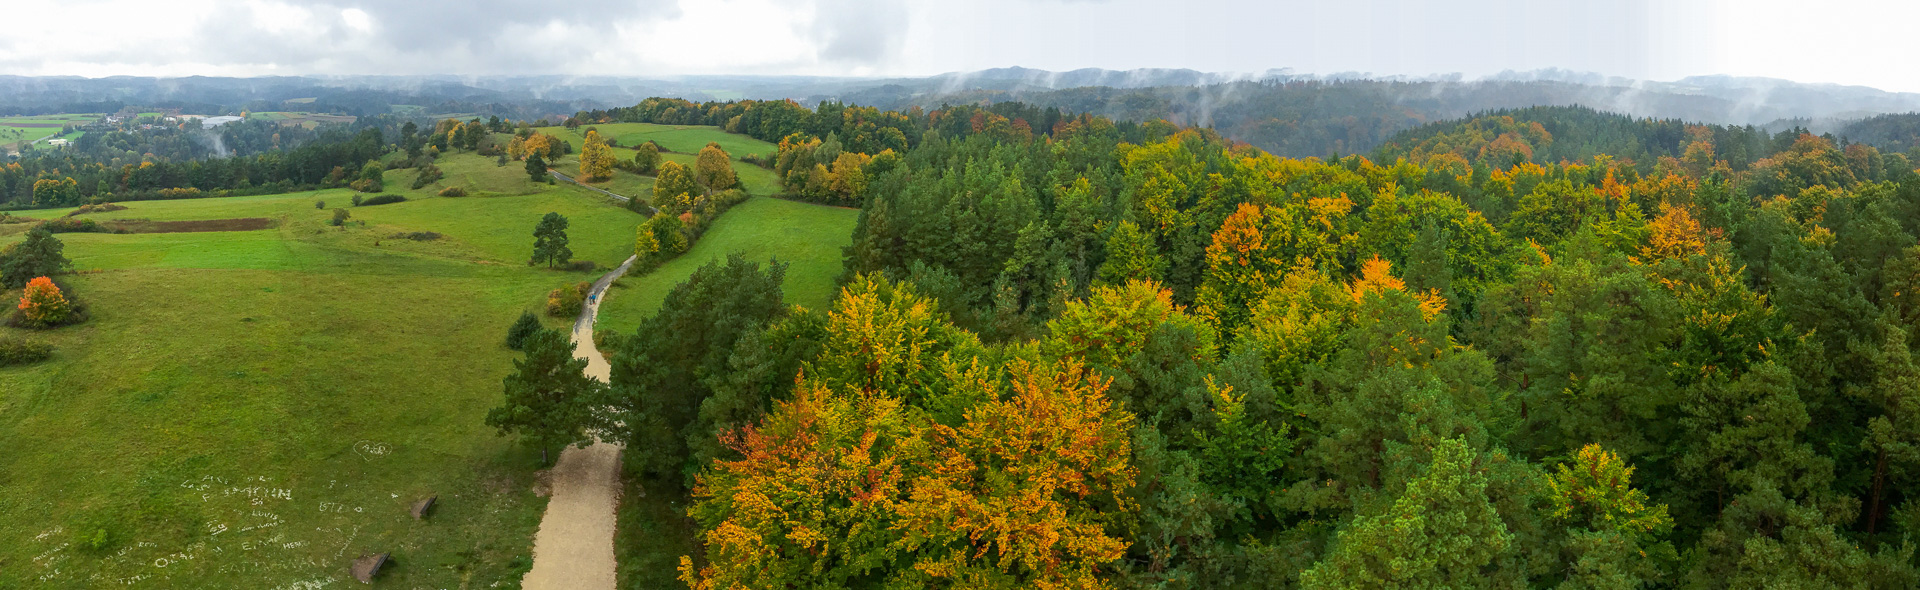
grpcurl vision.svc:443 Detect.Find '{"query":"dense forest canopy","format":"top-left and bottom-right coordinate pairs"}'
top-left (586, 96), bottom-right (1920, 588)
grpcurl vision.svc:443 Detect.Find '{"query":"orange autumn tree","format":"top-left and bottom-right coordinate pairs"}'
top-left (17, 276), bottom-right (70, 325)
top-left (1195, 203), bottom-right (1274, 333)
top-left (891, 359), bottom-right (1137, 587)
top-left (681, 277), bottom-right (1137, 590)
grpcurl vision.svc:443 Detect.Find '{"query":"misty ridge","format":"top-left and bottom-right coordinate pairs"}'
top-left (10, 66), bottom-right (1920, 160)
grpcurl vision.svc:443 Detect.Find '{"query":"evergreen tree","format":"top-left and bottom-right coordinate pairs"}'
top-left (485, 328), bottom-right (601, 464)
top-left (609, 255), bottom-right (789, 483)
top-left (525, 152), bottom-right (548, 182)
top-left (504, 311), bottom-right (543, 351)
top-left (0, 227), bottom-right (71, 289)
top-left (1300, 438), bottom-right (1515, 589)
top-left (1096, 220), bottom-right (1166, 285)
top-left (530, 212), bottom-right (572, 268)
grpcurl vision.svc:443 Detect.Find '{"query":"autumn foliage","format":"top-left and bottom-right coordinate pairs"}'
top-left (16, 276), bottom-right (71, 326)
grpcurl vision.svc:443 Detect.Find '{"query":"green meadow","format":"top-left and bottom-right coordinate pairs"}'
top-left (595, 196), bottom-right (858, 339)
top-left (0, 153), bottom-right (649, 589)
top-left (0, 134), bottom-right (837, 588)
top-left (541, 122), bottom-right (778, 160)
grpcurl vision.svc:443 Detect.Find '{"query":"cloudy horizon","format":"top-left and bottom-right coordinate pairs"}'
top-left (2, 0), bottom-right (1916, 93)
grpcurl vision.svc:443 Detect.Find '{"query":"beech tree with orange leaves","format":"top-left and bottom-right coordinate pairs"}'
top-left (16, 276), bottom-right (71, 326)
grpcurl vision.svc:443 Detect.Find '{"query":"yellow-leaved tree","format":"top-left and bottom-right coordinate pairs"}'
top-left (580, 129), bottom-right (615, 181)
top-left (694, 142), bottom-right (737, 193)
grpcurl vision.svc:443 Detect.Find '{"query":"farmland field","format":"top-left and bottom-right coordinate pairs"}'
top-left (0, 154), bottom-right (653, 589)
top-left (0, 114), bottom-right (98, 151)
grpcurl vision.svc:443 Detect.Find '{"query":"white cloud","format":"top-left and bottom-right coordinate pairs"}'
top-left (0, 0), bottom-right (1916, 94)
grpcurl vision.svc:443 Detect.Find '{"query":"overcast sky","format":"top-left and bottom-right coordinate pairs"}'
top-left (2, 0), bottom-right (1915, 92)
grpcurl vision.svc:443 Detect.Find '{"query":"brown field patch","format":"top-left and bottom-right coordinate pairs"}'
top-left (105, 218), bottom-right (279, 233)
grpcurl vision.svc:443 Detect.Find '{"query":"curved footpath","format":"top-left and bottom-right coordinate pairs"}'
top-left (521, 254), bottom-right (638, 590)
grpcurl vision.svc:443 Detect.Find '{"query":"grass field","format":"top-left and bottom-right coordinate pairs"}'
top-left (0, 114), bottom-right (99, 151)
top-left (540, 123), bottom-right (778, 160)
top-left (595, 196), bottom-right (857, 339)
top-left (0, 153), bottom-right (658, 588)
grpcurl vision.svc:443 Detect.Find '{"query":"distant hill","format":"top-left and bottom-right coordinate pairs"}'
top-left (11, 69), bottom-right (1920, 160)
top-left (1838, 113), bottom-right (1920, 154)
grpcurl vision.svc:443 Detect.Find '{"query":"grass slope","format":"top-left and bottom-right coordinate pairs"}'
top-left (535, 124), bottom-right (784, 200)
top-left (596, 196), bottom-right (857, 345)
top-left (542, 123), bottom-right (777, 160)
top-left (0, 156), bottom-right (651, 588)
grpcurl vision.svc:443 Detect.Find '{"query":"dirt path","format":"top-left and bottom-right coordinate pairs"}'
top-left (521, 255), bottom-right (637, 590)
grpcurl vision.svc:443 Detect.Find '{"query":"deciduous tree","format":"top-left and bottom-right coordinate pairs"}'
top-left (694, 142), bottom-right (737, 193)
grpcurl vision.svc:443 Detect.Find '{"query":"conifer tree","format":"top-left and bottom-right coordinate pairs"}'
top-left (1300, 438), bottom-right (1514, 589)
top-left (530, 212), bottom-right (572, 268)
top-left (525, 152), bottom-right (547, 182)
top-left (0, 227), bottom-right (71, 289)
top-left (486, 328), bottom-right (601, 464)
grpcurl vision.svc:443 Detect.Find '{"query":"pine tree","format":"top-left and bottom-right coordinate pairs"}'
top-left (504, 311), bottom-right (543, 351)
top-left (0, 227), bottom-right (71, 289)
top-left (485, 328), bottom-right (601, 464)
top-left (1095, 220), bottom-right (1166, 285)
top-left (525, 152), bottom-right (547, 182)
top-left (1301, 438), bottom-right (1514, 589)
top-left (530, 212), bottom-right (572, 268)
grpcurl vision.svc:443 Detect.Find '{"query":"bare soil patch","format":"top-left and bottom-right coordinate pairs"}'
top-left (106, 218), bottom-right (279, 233)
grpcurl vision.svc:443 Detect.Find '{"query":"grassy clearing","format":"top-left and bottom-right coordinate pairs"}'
top-left (540, 123), bottom-right (777, 160)
top-left (0, 126), bottom-right (61, 150)
top-left (0, 188), bottom-right (646, 586)
top-left (596, 196), bottom-right (857, 338)
top-left (0, 153), bottom-right (848, 588)
top-left (15, 201), bottom-right (638, 272)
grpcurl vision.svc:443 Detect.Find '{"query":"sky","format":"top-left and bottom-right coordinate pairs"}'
top-left (1, 0), bottom-right (1916, 92)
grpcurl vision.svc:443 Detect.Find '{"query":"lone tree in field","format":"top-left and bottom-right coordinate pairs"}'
top-left (17, 277), bottom-right (72, 325)
top-left (525, 152), bottom-right (548, 183)
top-left (694, 142), bottom-right (737, 193)
top-left (486, 328), bottom-right (602, 464)
top-left (531, 212), bottom-right (573, 268)
top-left (634, 142), bottom-right (661, 175)
top-left (580, 129), bottom-right (615, 181)
top-left (0, 227), bottom-right (71, 289)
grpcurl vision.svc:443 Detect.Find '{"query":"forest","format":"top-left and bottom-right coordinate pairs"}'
top-left (563, 98), bottom-right (1920, 588)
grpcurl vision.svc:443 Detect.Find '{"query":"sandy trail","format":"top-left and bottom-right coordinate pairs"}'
top-left (520, 255), bottom-right (636, 590)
